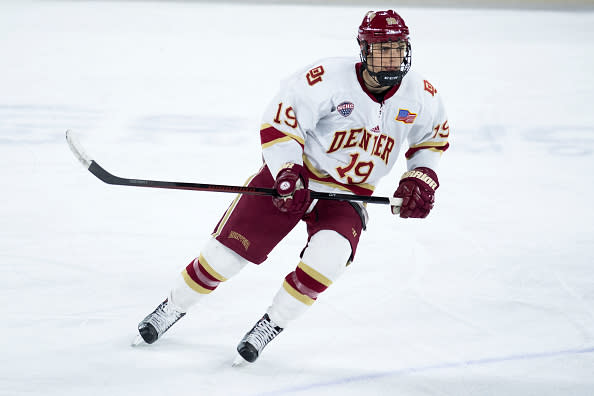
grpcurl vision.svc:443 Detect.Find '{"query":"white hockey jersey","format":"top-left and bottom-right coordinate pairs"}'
top-left (260, 57), bottom-right (449, 196)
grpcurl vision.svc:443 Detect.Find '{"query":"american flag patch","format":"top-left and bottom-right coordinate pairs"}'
top-left (396, 109), bottom-right (417, 124)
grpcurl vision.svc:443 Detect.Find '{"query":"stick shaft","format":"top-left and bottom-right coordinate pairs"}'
top-left (66, 130), bottom-right (400, 206)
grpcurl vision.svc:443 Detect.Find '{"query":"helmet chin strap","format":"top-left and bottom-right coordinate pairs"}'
top-left (363, 64), bottom-right (403, 88)
top-left (369, 69), bottom-right (403, 87)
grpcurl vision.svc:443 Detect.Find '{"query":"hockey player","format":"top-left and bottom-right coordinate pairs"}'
top-left (135, 9), bottom-right (449, 364)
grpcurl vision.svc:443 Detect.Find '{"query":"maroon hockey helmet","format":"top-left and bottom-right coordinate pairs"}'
top-left (357, 10), bottom-right (411, 86)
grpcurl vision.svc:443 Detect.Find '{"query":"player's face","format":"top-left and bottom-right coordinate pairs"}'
top-left (367, 41), bottom-right (407, 73)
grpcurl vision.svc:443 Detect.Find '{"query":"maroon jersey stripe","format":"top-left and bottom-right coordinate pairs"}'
top-left (261, 125), bottom-right (305, 149)
top-left (260, 125), bottom-right (286, 144)
top-left (304, 167), bottom-right (374, 196)
top-left (405, 142), bottom-right (450, 159)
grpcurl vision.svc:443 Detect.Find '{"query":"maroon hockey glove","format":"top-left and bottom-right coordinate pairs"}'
top-left (393, 167), bottom-right (439, 218)
top-left (272, 163), bottom-right (310, 214)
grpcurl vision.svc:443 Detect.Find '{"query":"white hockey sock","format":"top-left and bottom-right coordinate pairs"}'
top-left (267, 230), bottom-right (351, 328)
top-left (170, 238), bottom-right (248, 312)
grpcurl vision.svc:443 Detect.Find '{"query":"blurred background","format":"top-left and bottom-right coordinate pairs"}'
top-left (1, 1), bottom-right (593, 395)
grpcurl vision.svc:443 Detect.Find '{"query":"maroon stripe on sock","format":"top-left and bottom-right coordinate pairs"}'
top-left (295, 267), bottom-right (328, 293)
top-left (185, 258), bottom-right (220, 291)
top-left (285, 269), bottom-right (328, 301)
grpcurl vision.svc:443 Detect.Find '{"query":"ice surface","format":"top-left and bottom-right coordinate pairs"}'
top-left (1, 1), bottom-right (593, 395)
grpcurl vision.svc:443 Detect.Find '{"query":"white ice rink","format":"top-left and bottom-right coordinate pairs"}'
top-left (1, 1), bottom-right (593, 395)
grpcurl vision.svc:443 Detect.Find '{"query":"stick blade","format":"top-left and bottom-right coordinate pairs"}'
top-left (65, 129), bottom-right (92, 169)
top-left (232, 354), bottom-right (250, 367)
top-left (131, 335), bottom-right (146, 347)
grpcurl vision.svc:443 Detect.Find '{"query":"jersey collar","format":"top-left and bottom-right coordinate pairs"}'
top-left (355, 62), bottom-right (400, 103)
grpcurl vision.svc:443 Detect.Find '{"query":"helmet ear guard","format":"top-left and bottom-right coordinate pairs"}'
top-left (357, 10), bottom-right (412, 86)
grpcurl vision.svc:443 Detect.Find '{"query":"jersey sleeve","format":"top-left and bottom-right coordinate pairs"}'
top-left (260, 66), bottom-right (328, 179)
top-left (405, 84), bottom-right (450, 172)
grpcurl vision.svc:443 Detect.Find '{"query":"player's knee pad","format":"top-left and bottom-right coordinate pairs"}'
top-left (170, 238), bottom-right (248, 311)
top-left (300, 229), bottom-right (352, 283)
top-left (200, 237), bottom-right (249, 279)
top-left (285, 230), bottom-right (351, 303)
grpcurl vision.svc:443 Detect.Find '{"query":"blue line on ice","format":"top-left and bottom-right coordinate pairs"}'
top-left (253, 345), bottom-right (594, 395)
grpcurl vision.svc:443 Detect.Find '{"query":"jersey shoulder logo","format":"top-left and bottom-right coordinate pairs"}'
top-left (306, 66), bottom-right (325, 86)
top-left (337, 101), bottom-right (355, 117)
top-left (423, 80), bottom-right (437, 96)
top-left (395, 108), bottom-right (417, 124)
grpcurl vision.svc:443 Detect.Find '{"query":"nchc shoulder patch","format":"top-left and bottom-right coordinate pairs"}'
top-left (337, 101), bottom-right (355, 117)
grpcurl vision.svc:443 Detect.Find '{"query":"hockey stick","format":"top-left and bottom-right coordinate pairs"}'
top-left (65, 130), bottom-right (402, 208)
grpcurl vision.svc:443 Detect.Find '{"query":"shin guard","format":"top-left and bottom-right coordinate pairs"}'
top-left (170, 238), bottom-right (248, 311)
top-left (267, 230), bottom-right (351, 327)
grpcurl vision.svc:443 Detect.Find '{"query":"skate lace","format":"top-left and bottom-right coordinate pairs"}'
top-left (245, 319), bottom-right (281, 352)
top-left (150, 302), bottom-right (184, 334)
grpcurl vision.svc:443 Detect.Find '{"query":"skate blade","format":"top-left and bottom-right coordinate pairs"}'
top-left (131, 334), bottom-right (146, 347)
top-left (232, 354), bottom-right (250, 367)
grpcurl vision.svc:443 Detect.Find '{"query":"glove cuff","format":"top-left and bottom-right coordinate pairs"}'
top-left (277, 162), bottom-right (304, 173)
top-left (276, 163), bottom-right (308, 187)
top-left (400, 167), bottom-right (439, 191)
